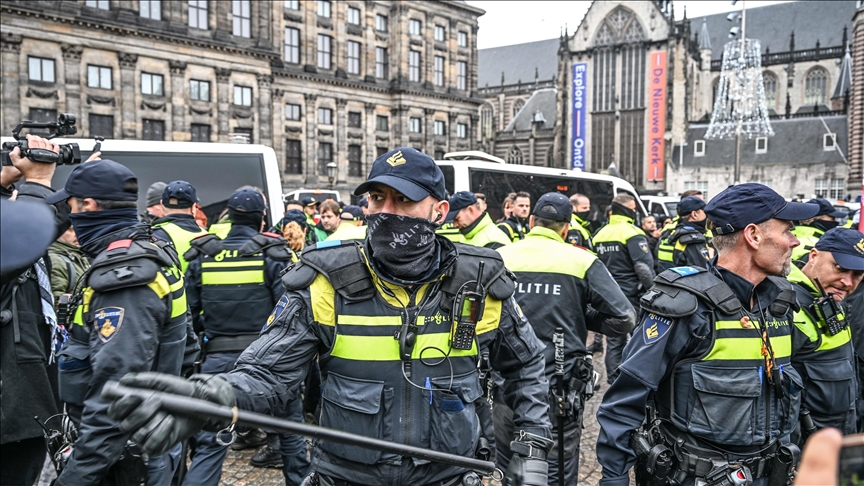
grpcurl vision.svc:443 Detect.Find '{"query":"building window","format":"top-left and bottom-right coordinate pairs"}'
top-left (284, 1), bottom-right (299, 10)
top-left (375, 47), bottom-right (388, 79)
top-left (512, 98), bottom-right (525, 117)
top-left (348, 144), bottom-right (362, 177)
top-left (434, 120), bottom-right (445, 136)
top-left (142, 119), bottom-right (165, 140)
top-left (347, 6), bottom-right (360, 25)
top-left (457, 123), bottom-right (467, 139)
top-left (376, 146), bottom-right (389, 158)
top-left (232, 0), bottom-right (251, 37)
top-left (188, 0), bottom-right (207, 29)
top-left (285, 140), bottom-right (302, 174)
top-left (318, 107), bottom-right (333, 125)
top-left (409, 117), bottom-right (421, 133)
top-left (190, 123), bottom-right (210, 142)
top-left (89, 114), bottom-right (113, 138)
top-left (317, 34), bottom-right (332, 69)
top-left (434, 25), bottom-right (445, 42)
top-left (409, 19), bottom-right (422, 36)
top-left (409, 50), bottom-right (421, 82)
top-left (233, 85), bottom-right (252, 106)
top-left (824, 133), bottom-right (837, 151)
top-left (28, 57), bottom-right (55, 83)
top-left (28, 108), bottom-right (57, 135)
top-left (684, 181), bottom-right (709, 199)
top-left (141, 73), bottom-right (164, 96)
top-left (755, 137), bottom-right (767, 153)
top-left (376, 14), bottom-right (388, 32)
top-left (189, 79), bottom-right (209, 101)
top-left (376, 115), bottom-right (388, 131)
top-left (285, 27), bottom-right (300, 64)
top-left (317, 142), bottom-right (333, 175)
top-left (285, 103), bottom-right (301, 121)
top-left (233, 127), bottom-right (252, 144)
top-left (480, 103), bottom-right (494, 139)
top-left (830, 178), bottom-right (844, 199)
top-left (85, 0), bottom-right (109, 9)
top-left (507, 145), bottom-right (523, 164)
top-left (347, 41), bottom-right (361, 75)
top-left (762, 71), bottom-right (777, 110)
top-left (434, 56), bottom-right (445, 86)
top-left (457, 61), bottom-right (467, 90)
top-left (87, 65), bottom-right (112, 89)
top-left (804, 67), bottom-right (829, 106)
top-left (140, 0), bottom-right (161, 20)
top-left (317, 0), bottom-right (331, 18)
top-left (694, 140), bottom-right (705, 156)
top-left (434, 149), bottom-right (446, 159)
top-left (348, 112), bottom-right (362, 128)
top-left (458, 31), bottom-right (468, 47)
top-left (815, 178), bottom-right (828, 198)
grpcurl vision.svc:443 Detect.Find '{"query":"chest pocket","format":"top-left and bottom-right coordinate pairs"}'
top-left (57, 338), bottom-right (92, 406)
top-left (802, 358), bottom-right (856, 416)
top-left (684, 364), bottom-right (764, 446)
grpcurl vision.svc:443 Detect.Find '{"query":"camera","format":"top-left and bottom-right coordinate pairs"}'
top-left (1, 113), bottom-right (81, 166)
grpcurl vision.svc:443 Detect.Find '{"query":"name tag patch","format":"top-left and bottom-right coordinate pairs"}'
top-left (94, 307), bottom-right (124, 343)
top-left (265, 295), bottom-right (290, 329)
top-left (643, 313), bottom-right (674, 345)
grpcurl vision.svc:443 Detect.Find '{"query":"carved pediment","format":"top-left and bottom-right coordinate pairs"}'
top-left (86, 94), bottom-right (116, 106)
top-left (141, 99), bottom-right (167, 111)
top-left (26, 86), bottom-right (59, 99)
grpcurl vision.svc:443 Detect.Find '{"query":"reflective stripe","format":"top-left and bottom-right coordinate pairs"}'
top-left (330, 331), bottom-right (477, 361)
top-left (154, 221), bottom-right (206, 273)
top-left (73, 287), bottom-right (95, 326)
top-left (147, 272), bottom-right (172, 298)
top-left (202, 260), bottom-right (265, 268)
top-left (201, 269), bottom-right (264, 285)
top-left (209, 222), bottom-right (232, 239)
top-left (715, 320), bottom-right (747, 330)
top-left (337, 315), bottom-right (402, 326)
top-left (817, 325), bottom-right (852, 352)
top-left (310, 273), bottom-right (336, 326)
top-left (704, 333), bottom-right (792, 361)
top-left (168, 273), bottom-right (186, 318)
top-left (657, 248), bottom-right (674, 262)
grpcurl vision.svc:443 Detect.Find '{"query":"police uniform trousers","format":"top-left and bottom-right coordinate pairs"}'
top-left (317, 471), bottom-right (468, 486)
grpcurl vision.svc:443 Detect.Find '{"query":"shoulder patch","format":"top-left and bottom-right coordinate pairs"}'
top-left (509, 296), bottom-right (526, 322)
top-left (265, 295), bottom-right (291, 330)
top-left (638, 240), bottom-right (649, 253)
top-left (669, 266), bottom-right (700, 277)
top-left (643, 313), bottom-right (674, 345)
top-left (107, 239), bottom-right (133, 251)
top-left (94, 307), bottom-right (124, 343)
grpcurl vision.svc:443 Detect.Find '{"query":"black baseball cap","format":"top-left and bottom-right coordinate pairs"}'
top-left (0, 199), bottom-right (55, 276)
top-left (354, 147), bottom-right (447, 202)
top-left (705, 183), bottom-right (820, 235)
top-left (806, 198), bottom-right (846, 219)
top-left (677, 196), bottom-right (706, 216)
top-left (445, 191), bottom-right (477, 222)
top-left (281, 209), bottom-right (307, 227)
top-left (228, 188), bottom-right (267, 213)
top-left (532, 192), bottom-right (571, 222)
top-left (358, 197), bottom-right (368, 208)
top-left (340, 205), bottom-right (364, 221)
top-left (301, 197), bottom-right (318, 207)
top-left (162, 180), bottom-right (198, 209)
top-left (45, 159), bottom-right (138, 205)
top-left (815, 227), bottom-right (864, 271)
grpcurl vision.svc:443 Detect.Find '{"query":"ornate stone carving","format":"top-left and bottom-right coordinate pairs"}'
top-left (215, 67), bottom-right (232, 83)
top-left (376, 134), bottom-right (390, 142)
top-left (26, 87), bottom-right (59, 99)
top-left (273, 89), bottom-right (285, 98)
top-left (304, 93), bottom-right (318, 104)
top-left (448, 112), bottom-right (459, 121)
top-left (347, 131), bottom-right (363, 139)
top-left (364, 102), bottom-right (375, 112)
top-left (336, 98), bottom-right (347, 107)
top-left (285, 126), bottom-right (302, 133)
top-left (189, 105), bottom-right (212, 115)
top-left (86, 94), bottom-right (116, 106)
top-left (233, 108), bottom-right (254, 119)
top-left (168, 60), bottom-right (187, 75)
top-left (470, 114), bottom-right (479, 123)
top-left (61, 44), bottom-right (83, 61)
top-left (257, 73), bottom-right (273, 87)
top-left (118, 52), bottom-right (138, 69)
top-left (141, 99), bottom-right (167, 111)
top-left (0, 32), bottom-right (22, 53)
top-left (318, 128), bottom-right (334, 136)
top-left (424, 108), bottom-right (436, 116)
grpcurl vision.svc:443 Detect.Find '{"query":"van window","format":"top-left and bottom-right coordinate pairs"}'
top-left (54, 152), bottom-right (271, 226)
top-left (467, 168), bottom-right (613, 224)
top-left (439, 165), bottom-right (455, 197)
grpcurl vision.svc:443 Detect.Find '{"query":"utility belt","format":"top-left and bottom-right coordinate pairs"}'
top-left (203, 334), bottom-right (259, 354)
top-left (550, 355), bottom-right (597, 421)
top-left (307, 471), bottom-right (481, 486)
top-left (632, 421), bottom-right (799, 486)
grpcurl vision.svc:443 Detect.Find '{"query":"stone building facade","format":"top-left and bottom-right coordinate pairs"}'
top-left (849, 1), bottom-right (864, 195)
top-left (0, 0), bottom-right (484, 195)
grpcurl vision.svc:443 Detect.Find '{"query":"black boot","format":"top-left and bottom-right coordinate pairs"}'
top-left (588, 338), bottom-right (604, 354)
top-left (250, 433), bottom-right (284, 468)
top-left (230, 428), bottom-right (268, 451)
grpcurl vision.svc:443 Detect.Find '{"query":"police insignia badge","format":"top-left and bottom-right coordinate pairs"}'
top-left (510, 296), bottom-right (527, 322)
top-left (94, 307), bottom-right (124, 343)
top-left (265, 295), bottom-right (290, 330)
top-left (643, 313), bottom-right (674, 345)
top-left (638, 240), bottom-right (649, 253)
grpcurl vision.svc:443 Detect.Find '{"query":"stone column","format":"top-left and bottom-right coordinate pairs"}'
top-left (118, 52), bottom-right (138, 139)
top-left (304, 93), bottom-right (318, 184)
top-left (166, 0), bottom-right (185, 32)
top-left (470, 114), bottom-right (479, 151)
top-left (364, 102), bottom-right (375, 176)
top-left (215, 67), bottom-right (232, 142)
top-left (256, 1), bottom-right (272, 49)
top-left (214, 0), bottom-right (233, 41)
top-left (169, 60), bottom-right (187, 141)
top-left (336, 98), bottom-right (348, 184)
top-left (257, 74), bottom-right (273, 148)
top-left (424, 108), bottom-right (435, 155)
top-left (272, 88), bottom-right (285, 176)
top-left (390, 106), bottom-right (403, 147)
top-left (0, 33), bottom-right (22, 134)
top-left (448, 112), bottom-right (458, 153)
top-left (61, 44), bottom-right (83, 124)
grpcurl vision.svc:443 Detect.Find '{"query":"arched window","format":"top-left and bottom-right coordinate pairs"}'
top-left (480, 103), bottom-right (494, 139)
top-left (762, 71), bottom-right (777, 110)
top-left (507, 145), bottom-right (523, 164)
top-left (512, 98), bottom-right (525, 117)
top-left (712, 77), bottom-right (720, 108)
top-left (804, 67), bottom-right (829, 106)
top-left (593, 6), bottom-right (644, 47)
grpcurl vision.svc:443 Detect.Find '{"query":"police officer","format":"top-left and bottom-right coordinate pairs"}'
top-left (109, 147), bottom-right (553, 486)
top-left (326, 205), bottom-right (367, 241)
top-left (656, 196), bottom-right (711, 272)
top-left (566, 193), bottom-right (593, 249)
top-left (446, 190), bottom-right (511, 249)
top-left (596, 183), bottom-right (820, 486)
top-left (152, 180), bottom-right (207, 273)
top-left (791, 198), bottom-right (845, 263)
top-left (42, 160), bottom-right (189, 486)
top-left (497, 192), bottom-right (636, 485)
top-left (789, 227), bottom-right (864, 441)
top-left (302, 196), bottom-right (329, 242)
top-left (182, 188), bottom-right (308, 485)
top-left (498, 191), bottom-right (531, 241)
top-left (659, 189), bottom-right (705, 235)
top-left (591, 194), bottom-right (655, 384)
top-left (143, 181), bottom-right (167, 223)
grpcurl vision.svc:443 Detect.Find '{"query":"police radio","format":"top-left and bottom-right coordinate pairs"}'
top-left (450, 262), bottom-right (486, 351)
top-left (812, 278), bottom-right (847, 336)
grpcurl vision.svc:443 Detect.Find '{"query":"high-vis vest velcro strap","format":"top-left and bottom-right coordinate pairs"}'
top-left (154, 221), bottom-right (207, 273)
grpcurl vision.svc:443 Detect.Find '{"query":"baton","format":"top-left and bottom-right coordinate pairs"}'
top-left (553, 327), bottom-right (566, 486)
top-left (102, 381), bottom-right (497, 476)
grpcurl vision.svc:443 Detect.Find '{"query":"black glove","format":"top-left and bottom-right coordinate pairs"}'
top-left (504, 430), bottom-right (553, 486)
top-left (107, 372), bottom-right (235, 456)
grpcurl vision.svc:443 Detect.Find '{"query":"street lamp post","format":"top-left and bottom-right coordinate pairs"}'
top-left (326, 161), bottom-right (338, 189)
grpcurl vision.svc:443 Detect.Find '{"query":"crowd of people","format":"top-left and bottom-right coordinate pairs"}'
top-left (1, 135), bottom-right (862, 486)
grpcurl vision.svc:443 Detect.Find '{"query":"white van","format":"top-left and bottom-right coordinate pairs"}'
top-left (435, 156), bottom-right (647, 230)
top-left (283, 188), bottom-right (341, 204)
top-left (2, 138), bottom-right (284, 228)
top-left (641, 195), bottom-right (680, 218)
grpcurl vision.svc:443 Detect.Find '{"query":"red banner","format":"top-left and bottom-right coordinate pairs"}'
top-left (647, 51), bottom-right (667, 182)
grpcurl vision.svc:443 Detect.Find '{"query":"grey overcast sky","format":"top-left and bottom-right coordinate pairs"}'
top-left (470, 1), bottom-right (794, 49)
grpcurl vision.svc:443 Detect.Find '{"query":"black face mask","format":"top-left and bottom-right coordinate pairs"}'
top-left (811, 219), bottom-right (839, 232)
top-left (610, 202), bottom-right (637, 221)
top-left (688, 218), bottom-right (707, 232)
top-left (574, 210), bottom-right (590, 221)
top-left (365, 213), bottom-right (439, 283)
